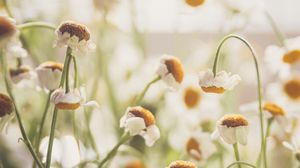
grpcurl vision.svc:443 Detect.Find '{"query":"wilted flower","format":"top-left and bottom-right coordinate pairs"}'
top-left (156, 55), bottom-right (184, 90)
top-left (120, 106), bottom-right (160, 146)
top-left (166, 160), bottom-right (196, 168)
top-left (9, 66), bottom-right (32, 84)
top-left (50, 87), bottom-right (98, 110)
top-left (55, 21), bottom-right (95, 56)
top-left (198, 69), bottom-right (241, 94)
top-left (36, 61), bottom-right (63, 91)
top-left (212, 114), bottom-right (249, 145)
top-left (185, 0), bottom-right (205, 7)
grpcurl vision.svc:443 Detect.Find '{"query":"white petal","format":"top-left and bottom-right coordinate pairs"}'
top-left (125, 117), bottom-right (146, 136)
top-left (211, 128), bottom-right (220, 140)
top-left (218, 125), bottom-right (236, 144)
top-left (82, 101), bottom-right (99, 107)
top-left (282, 141), bottom-right (296, 152)
top-left (60, 135), bottom-right (81, 167)
top-left (236, 126), bottom-right (249, 145)
top-left (141, 125), bottom-right (160, 146)
top-left (39, 136), bottom-right (62, 163)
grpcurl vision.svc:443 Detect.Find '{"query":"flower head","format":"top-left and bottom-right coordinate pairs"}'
top-left (185, 0), bottom-right (205, 7)
top-left (55, 21), bottom-right (95, 56)
top-left (36, 61), bottom-right (63, 91)
top-left (120, 106), bottom-right (160, 146)
top-left (0, 93), bottom-right (13, 117)
top-left (156, 55), bottom-right (184, 90)
top-left (212, 114), bottom-right (249, 145)
top-left (183, 86), bottom-right (201, 109)
top-left (166, 160), bottom-right (196, 168)
top-left (0, 16), bottom-right (17, 43)
top-left (283, 78), bottom-right (300, 100)
top-left (198, 69), bottom-right (241, 94)
top-left (263, 102), bottom-right (285, 117)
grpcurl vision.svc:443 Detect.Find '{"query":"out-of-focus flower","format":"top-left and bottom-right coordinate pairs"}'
top-left (39, 135), bottom-right (81, 167)
top-left (50, 87), bottom-right (98, 110)
top-left (283, 137), bottom-right (300, 162)
top-left (166, 160), bottom-right (196, 168)
top-left (36, 61), bottom-right (63, 91)
top-left (120, 106), bottom-right (160, 146)
top-left (0, 93), bottom-right (14, 132)
top-left (156, 55), bottom-right (184, 90)
top-left (212, 114), bottom-right (249, 145)
top-left (184, 0), bottom-right (205, 7)
top-left (263, 102), bottom-right (287, 126)
top-left (9, 66), bottom-right (32, 84)
top-left (124, 160), bottom-right (145, 168)
top-left (54, 21), bottom-right (95, 56)
top-left (198, 69), bottom-right (241, 94)
top-left (265, 36), bottom-right (300, 77)
top-left (185, 132), bottom-right (216, 161)
top-left (93, 0), bottom-right (118, 11)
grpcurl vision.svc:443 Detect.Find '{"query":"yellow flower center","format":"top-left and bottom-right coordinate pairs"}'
top-left (221, 114), bottom-right (248, 127)
top-left (186, 137), bottom-right (202, 161)
top-left (0, 16), bottom-right (16, 39)
top-left (40, 61), bottom-right (64, 72)
top-left (165, 57), bottom-right (184, 83)
top-left (183, 87), bottom-right (201, 109)
top-left (282, 50), bottom-right (300, 64)
top-left (59, 21), bottom-right (90, 41)
top-left (201, 86), bottom-right (225, 94)
top-left (56, 102), bottom-right (81, 110)
top-left (185, 0), bottom-right (205, 7)
top-left (0, 93), bottom-right (13, 117)
top-left (283, 79), bottom-right (300, 100)
top-left (9, 67), bottom-right (30, 77)
top-left (263, 102), bottom-right (285, 116)
top-left (168, 160), bottom-right (196, 168)
top-left (129, 106), bottom-right (155, 127)
top-left (125, 160), bottom-right (145, 168)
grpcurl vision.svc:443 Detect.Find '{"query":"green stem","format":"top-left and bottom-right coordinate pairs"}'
top-left (98, 134), bottom-right (131, 168)
top-left (212, 34), bottom-right (266, 168)
top-left (3, 0), bottom-right (13, 17)
top-left (17, 22), bottom-right (56, 31)
top-left (72, 56), bottom-right (78, 88)
top-left (227, 161), bottom-right (256, 168)
top-left (0, 52), bottom-right (44, 168)
top-left (233, 143), bottom-right (242, 168)
top-left (133, 76), bottom-right (161, 105)
top-left (264, 11), bottom-right (286, 47)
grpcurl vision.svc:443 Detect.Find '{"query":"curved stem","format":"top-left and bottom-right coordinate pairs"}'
top-left (98, 133), bottom-right (131, 168)
top-left (227, 162), bottom-right (256, 168)
top-left (233, 143), bottom-right (241, 168)
top-left (133, 76), bottom-right (161, 105)
top-left (17, 22), bottom-right (56, 31)
top-left (212, 34), bottom-right (266, 168)
top-left (264, 11), bottom-right (286, 47)
top-left (0, 52), bottom-right (44, 168)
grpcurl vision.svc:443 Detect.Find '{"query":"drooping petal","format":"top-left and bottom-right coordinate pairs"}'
top-left (218, 125), bottom-right (237, 144)
top-left (235, 126), bottom-right (249, 145)
top-left (125, 117), bottom-right (146, 136)
top-left (141, 125), bottom-right (160, 146)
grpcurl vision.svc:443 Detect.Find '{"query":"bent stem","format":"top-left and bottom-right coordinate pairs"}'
top-left (233, 143), bottom-right (242, 168)
top-left (227, 161), bottom-right (256, 168)
top-left (264, 11), bottom-right (286, 47)
top-left (0, 52), bottom-right (44, 168)
top-left (98, 133), bottom-right (131, 168)
top-left (133, 76), bottom-right (161, 105)
top-left (212, 34), bottom-right (266, 168)
top-left (45, 47), bottom-right (73, 168)
top-left (17, 22), bottom-right (56, 31)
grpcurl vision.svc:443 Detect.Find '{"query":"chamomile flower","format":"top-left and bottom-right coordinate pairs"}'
top-left (212, 114), bottom-right (249, 145)
top-left (120, 106), bottom-right (160, 146)
top-left (54, 21), bottom-right (95, 56)
top-left (35, 61), bottom-right (63, 91)
top-left (156, 55), bottom-right (184, 90)
top-left (50, 87), bottom-right (98, 110)
top-left (166, 160), bottom-right (196, 168)
top-left (0, 93), bottom-right (15, 132)
top-left (198, 69), bottom-right (241, 94)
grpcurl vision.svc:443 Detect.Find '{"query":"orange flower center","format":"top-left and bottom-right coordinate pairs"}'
top-left (129, 106), bottom-right (155, 127)
top-left (125, 160), bottom-right (145, 168)
top-left (183, 87), bottom-right (201, 109)
top-left (282, 50), bottom-right (300, 64)
top-left (168, 160), bottom-right (196, 168)
top-left (0, 93), bottom-right (13, 117)
top-left (201, 86), bottom-right (225, 94)
top-left (40, 61), bottom-right (64, 71)
top-left (186, 137), bottom-right (202, 161)
top-left (56, 102), bottom-right (80, 110)
top-left (221, 114), bottom-right (248, 127)
top-left (185, 0), bottom-right (205, 7)
top-left (0, 16), bottom-right (16, 39)
top-left (283, 79), bottom-right (300, 100)
top-left (165, 57), bottom-right (184, 83)
top-left (59, 21), bottom-right (90, 41)
top-left (263, 102), bottom-right (285, 116)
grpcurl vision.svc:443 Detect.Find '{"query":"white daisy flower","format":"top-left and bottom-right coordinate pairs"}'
top-left (0, 93), bottom-right (15, 132)
top-left (198, 69), bottom-right (241, 94)
top-left (264, 36), bottom-right (300, 77)
top-left (120, 106), bottom-right (160, 147)
top-left (166, 160), bottom-right (196, 168)
top-left (156, 55), bottom-right (184, 91)
top-left (54, 21), bottom-right (95, 56)
top-left (50, 87), bottom-right (98, 111)
top-left (212, 114), bottom-right (249, 145)
top-left (35, 61), bottom-right (63, 91)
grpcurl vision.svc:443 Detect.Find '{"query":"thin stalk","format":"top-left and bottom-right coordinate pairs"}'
top-left (3, 0), bottom-right (13, 17)
top-left (212, 34), bottom-right (266, 168)
top-left (0, 52), bottom-right (44, 168)
top-left (133, 76), bottom-right (161, 105)
top-left (17, 22), bottom-right (56, 31)
top-left (72, 56), bottom-right (78, 88)
top-left (233, 143), bottom-right (241, 168)
top-left (227, 161), bottom-right (256, 168)
top-left (98, 134), bottom-right (131, 168)
top-left (264, 11), bottom-right (286, 47)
